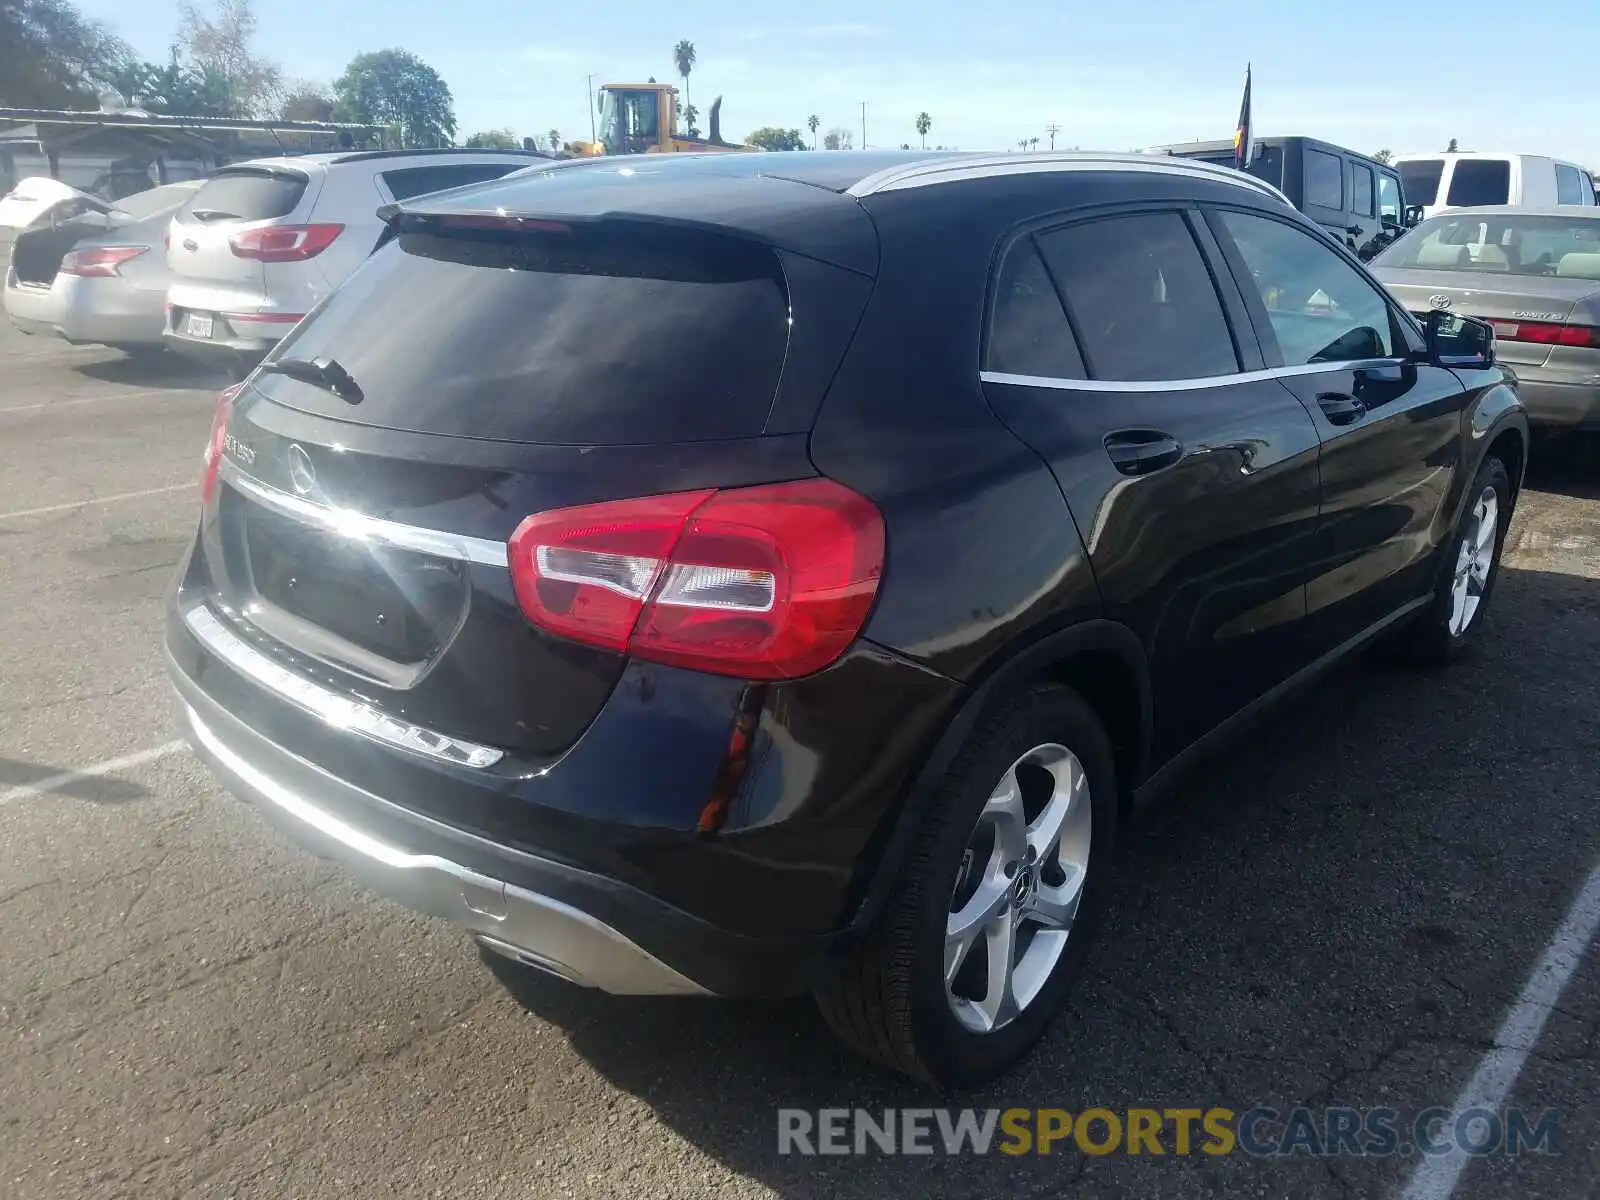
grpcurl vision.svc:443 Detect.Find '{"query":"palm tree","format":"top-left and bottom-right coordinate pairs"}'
top-left (915, 111), bottom-right (931, 149)
top-left (673, 40), bottom-right (697, 119)
top-left (1017, 138), bottom-right (1029, 152)
top-left (807, 114), bottom-right (820, 149)
top-left (548, 129), bottom-right (560, 152)
top-left (1029, 136), bottom-right (1040, 152)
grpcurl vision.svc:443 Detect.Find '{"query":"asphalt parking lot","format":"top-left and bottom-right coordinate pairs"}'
top-left (1, 310), bottom-right (1597, 1200)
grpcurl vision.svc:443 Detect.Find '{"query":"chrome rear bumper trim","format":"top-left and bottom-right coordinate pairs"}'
top-left (174, 690), bottom-right (710, 997)
top-left (220, 459), bottom-right (510, 568)
top-left (183, 603), bottom-right (505, 769)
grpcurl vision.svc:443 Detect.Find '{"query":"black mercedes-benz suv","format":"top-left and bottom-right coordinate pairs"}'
top-left (166, 151), bottom-right (1528, 1087)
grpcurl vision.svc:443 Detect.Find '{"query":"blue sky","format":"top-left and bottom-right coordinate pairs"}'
top-left (75, 0), bottom-right (1600, 163)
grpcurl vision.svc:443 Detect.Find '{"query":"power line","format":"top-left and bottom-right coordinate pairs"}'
top-left (860, 100), bottom-right (867, 149)
top-left (1046, 123), bottom-right (1061, 151)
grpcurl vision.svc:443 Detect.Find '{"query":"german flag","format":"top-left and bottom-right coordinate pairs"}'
top-left (1233, 64), bottom-right (1253, 171)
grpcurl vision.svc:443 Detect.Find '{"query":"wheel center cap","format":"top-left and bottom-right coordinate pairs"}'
top-left (1011, 864), bottom-right (1038, 910)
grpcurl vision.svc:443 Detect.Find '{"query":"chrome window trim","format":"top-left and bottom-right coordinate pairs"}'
top-left (846, 152), bottom-right (1292, 207)
top-left (979, 358), bottom-right (1403, 393)
top-left (220, 458), bottom-right (509, 568)
top-left (182, 604), bottom-right (505, 769)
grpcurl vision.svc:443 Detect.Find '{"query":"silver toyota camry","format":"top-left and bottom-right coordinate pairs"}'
top-left (1372, 205), bottom-right (1600, 430)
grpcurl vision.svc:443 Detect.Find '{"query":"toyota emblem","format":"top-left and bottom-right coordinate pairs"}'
top-left (287, 444), bottom-right (317, 496)
top-left (1428, 295), bottom-right (1452, 310)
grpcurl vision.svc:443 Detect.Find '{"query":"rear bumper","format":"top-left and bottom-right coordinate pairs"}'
top-left (164, 327), bottom-right (277, 372)
top-left (167, 652), bottom-right (819, 996)
top-left (1513, 376), bottom-right (1600, 430)
top-left (6, 273), bottom-right (167, 347)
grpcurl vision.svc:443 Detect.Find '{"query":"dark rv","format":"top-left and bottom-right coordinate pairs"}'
top-left (166, 150), bottom-right (1526, 1089)
top-left (1147, 135), bottom-right (1417, 261)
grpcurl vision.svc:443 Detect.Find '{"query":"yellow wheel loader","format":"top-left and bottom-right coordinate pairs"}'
top-left (570, 84), bottom-right (757, 156)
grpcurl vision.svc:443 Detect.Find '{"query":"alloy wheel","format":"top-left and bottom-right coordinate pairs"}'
top-left (1449, 485), bottom-right (1499, 637)
top-left (945, 742), bottom-right (1093, 1034)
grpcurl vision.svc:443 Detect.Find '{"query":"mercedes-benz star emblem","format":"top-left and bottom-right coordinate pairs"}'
top-left (1428, 295), bottom-right (1452, 310)
top-left (287, 444), bottom-right (317, 496)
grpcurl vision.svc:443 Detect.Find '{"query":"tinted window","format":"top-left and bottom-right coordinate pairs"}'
top-left (985, 240), bottom-right (1085, 378)
top-left (1399, 159), bottom-right (1444, 206)
top-left (1446, 160), bottom-right (1510, 206)
top-left (1583, 173), bottom-right (1598, 205)
top-left (1377, 174), bottom-right (1402, 222)
top-left (380, 163), bottom-right (522, 201)
top-left (1219, 210), bottom-right (1395, 365)
top-left (1556, 164), bottom-right (1583, 205)
top-left (1373, 211), bottom-right (1600, 276)
top-left (1036, 212), bottom-right (1238, 381)
top-left (1350, 164), bottom-right (1374, 217)
top-left (109, 181), bottom-right (200, 221)
top-left (1304, 150), bottom-right (1344, 209)
top-left (179, 169), bottom-right (306, 223)
top-left (258, 219), bottom-right (790, 444)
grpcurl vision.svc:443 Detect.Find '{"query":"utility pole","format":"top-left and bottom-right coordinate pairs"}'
top-left (1046, 123), bottom-right (1061, 151)
top-left (860, 100), bottom-right (867, 149)
top-left (587, 74), bottom-right (597, 143)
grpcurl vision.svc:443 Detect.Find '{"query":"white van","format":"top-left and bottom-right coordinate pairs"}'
top-left (1393, 152), bottom-right (1598, 219)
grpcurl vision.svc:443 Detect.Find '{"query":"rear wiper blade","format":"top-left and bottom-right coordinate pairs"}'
top-left (256, 355), bottom-right (364, 404)
top-left (188, 208), bottom-right (241, 221)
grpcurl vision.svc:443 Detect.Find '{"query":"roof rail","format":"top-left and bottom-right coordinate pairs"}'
top-left (845, 151), bottom-right (1292, 207)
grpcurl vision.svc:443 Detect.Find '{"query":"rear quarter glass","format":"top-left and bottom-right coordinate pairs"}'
top-left (178, 169), bottom-right (308, 223)
top-left (255, 219), bottom-right (792, 445)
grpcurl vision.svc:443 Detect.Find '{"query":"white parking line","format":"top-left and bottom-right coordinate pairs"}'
top-left (0, 483), bottom-right (189, 521)
top-left (1401, 861), bottom-right (1600, 1200)
top-left (0, 740), bottom-right (187, 808)
top-left (0, 387), bottom-right (185, 415)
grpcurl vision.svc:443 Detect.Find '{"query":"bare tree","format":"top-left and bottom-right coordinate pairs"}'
top-left (824, 126), bottom-right (852, 151)
top-left (178, 0), bottom-right (282, 116)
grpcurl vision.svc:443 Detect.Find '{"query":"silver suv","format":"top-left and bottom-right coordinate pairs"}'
top-left (164, 148), bottom-right (546, 372)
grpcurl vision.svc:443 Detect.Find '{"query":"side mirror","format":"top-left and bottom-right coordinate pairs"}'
top-left (1424, 310), bottom-right (1495, 368)
top-left (1403, 204), bottom-right (1424, 228)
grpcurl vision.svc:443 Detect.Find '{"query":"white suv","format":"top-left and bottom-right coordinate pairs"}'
top-left (164, 149), bottom-right (545, 371)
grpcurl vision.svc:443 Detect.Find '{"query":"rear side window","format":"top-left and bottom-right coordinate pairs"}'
top-left (1350, 163), bottom-right (1374, 217)
top-left (1447, 160), bottom-right (1510, 207)
top-left (380, 163), bottom-right (522, 201)
top-left (180, 169), bottom-right (306, 223)
top-left (259, 219), bottom-right (791, 444)
top-left (1377, 173), bottom-right (1402, 222)
top-left (1035, 212), bottom-right (1239, 381)
top-left (1399, 159), bottom-right (1444, 206)
top-left (1305, 150), bottom-right (1344, 209)
top-left (985, 241), bottom-right (1085, 379)
top-left (1556, 164), bottom-right (1584, 205)
top-left (1583, 173), bottom-right (1598, 205)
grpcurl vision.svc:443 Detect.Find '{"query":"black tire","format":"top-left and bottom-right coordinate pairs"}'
top-left (814, 683), bottom-right (1118, 1088)
top-left (1404, 454), bottom-right (1513, 664)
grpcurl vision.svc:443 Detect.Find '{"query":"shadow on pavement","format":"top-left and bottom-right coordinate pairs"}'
top-left (1527, 432), bottom-right (1600, 501)
top-left (73, 351), bottom-right (230, 391)
top-left (0, 756), bottom-right (153, 804)
top-left (492, 560), bottom-right (1597, 1198)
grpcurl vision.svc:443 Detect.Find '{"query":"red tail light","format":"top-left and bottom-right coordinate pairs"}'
top-left (508, 479), bottom-right (886, 680)
top-left (228, 223), bottom-right (344, 262)
top-left (200, 383), bottom-right (244, 503)
top-left (1489, 319), bottom-right (1600, 348)
top-left (59, 245), bottom-right (148, 277)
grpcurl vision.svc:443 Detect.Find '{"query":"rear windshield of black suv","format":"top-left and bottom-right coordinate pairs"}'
top-left (256, 218), bottom-right (792, 445)
top-left (178, 167), bottom-right (307, 224)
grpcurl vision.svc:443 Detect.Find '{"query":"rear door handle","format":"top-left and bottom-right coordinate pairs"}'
top-left (1104, 430), bottom-right (1183, 476)
top-left (1317, 392), bottom-right (1367, 426)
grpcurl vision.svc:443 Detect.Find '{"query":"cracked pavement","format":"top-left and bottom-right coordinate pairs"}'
top-left (0, 312), bottom-right (1597, 1198)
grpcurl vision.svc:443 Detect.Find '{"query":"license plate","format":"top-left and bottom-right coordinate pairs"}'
top-left (185, 312), bottom-right (214, 339)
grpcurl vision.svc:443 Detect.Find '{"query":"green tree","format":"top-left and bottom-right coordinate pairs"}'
top-left (746, 126), bottom-right (806, 152)
top-left (823, 126), bottom-right (851, 150)
top-left (673, 38), bottom-right (696, 120)
top-left (683, 102), bottom-right (699, 137)
top-left (108, 53), bottom-right (235, 117)
top-left (1446, 137), bottom-right (1459, 152)
top-left (1371, 148), bottom-right (1394, 165)
top-left (464, 128), bottom-right (518, 149)
top-left (280, 81), bottom-right (333, 122)
top-left (0, 0), bottom-right (133, 107)
top-left (548, 128), bottom-right (560, 151)
top-left (334, 49), bottom-right (457, 148)
top-left (178, 0), bottom-right (282, 116)
top-left (807, 113), bottom-right (820, 149)
top-left (915, 111), bottom-right (931, 149)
